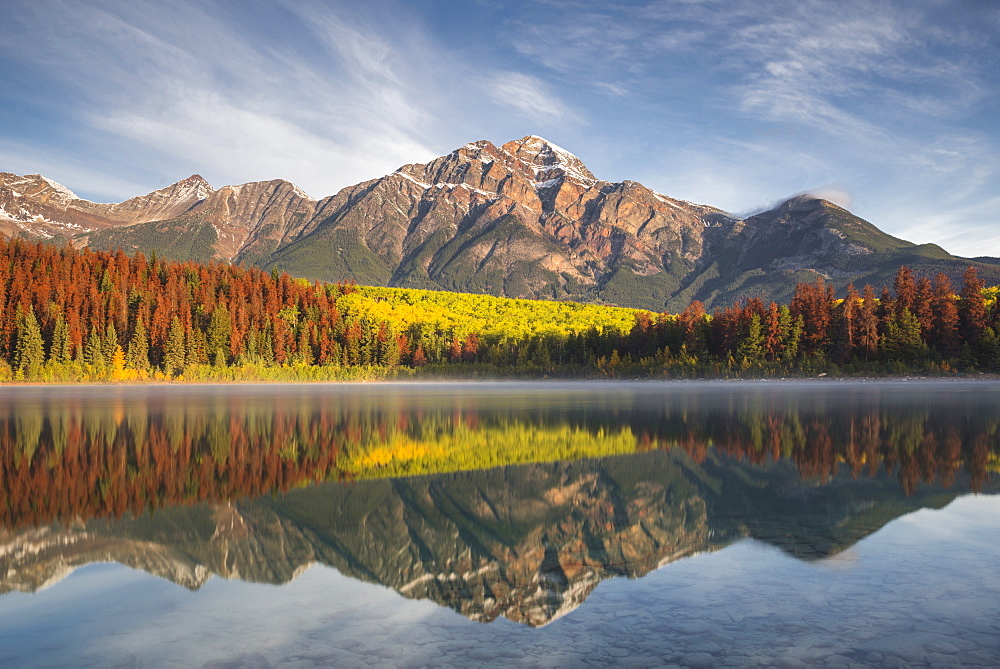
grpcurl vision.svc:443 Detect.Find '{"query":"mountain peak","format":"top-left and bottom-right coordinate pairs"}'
top-left (0, 172), bottom-right (80, 204)
top-left (160, 174), bottom-right (213, 202)
top-left (501, 135), bottom-right (597, 184)
top-left (36, 175), bottom-right (80, 202)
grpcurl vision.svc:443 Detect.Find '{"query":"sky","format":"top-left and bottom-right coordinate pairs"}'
top-left (1, 0), bottom-right (998, 257)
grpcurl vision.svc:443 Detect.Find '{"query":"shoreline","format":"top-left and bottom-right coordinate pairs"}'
top-left (3, 373), bottom-right (1000, 388)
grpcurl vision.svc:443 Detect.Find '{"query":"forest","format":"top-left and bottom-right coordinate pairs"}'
top-left (1, 236), bottom-right (999, 382)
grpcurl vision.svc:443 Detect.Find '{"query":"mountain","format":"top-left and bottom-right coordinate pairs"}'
top-left (1, 450), bottom-right (986, 626)
top-left (3, 137), bottom-right (998, 310)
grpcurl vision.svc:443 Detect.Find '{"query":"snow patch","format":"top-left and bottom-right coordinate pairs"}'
top-left (39, 176), bottom-right (79, 201)
top-left (433, 182), bottom-right (497, 199)
top-left (393, 171), bottom-right (432, 190)
top-left (652, 192), bottom-right (683, 210)
top-left (534, 177), bottom-right (561, 189)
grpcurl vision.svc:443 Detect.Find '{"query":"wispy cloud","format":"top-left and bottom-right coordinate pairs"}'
top-left (0, 0), bottom-right (479, 198)
top-left (487, 72), bottom-right (580, 124)
top-left (884, 194), bottom-right (1000, 258)
top-left (0, 0), bottom-right (996, 256)
top-left (504, 0), bottom-right (1000, 254)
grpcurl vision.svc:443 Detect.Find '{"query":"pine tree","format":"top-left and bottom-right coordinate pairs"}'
top-left (914, 276), bottom-right (934, 337)
top-left (448, 336), bottom-right (463, 362)
top-left (461, 333), bottom-right (479, 363)
top-left (834, 284), bottom-right (860, 362)
top-left (126, 318), bottom-right (150, 370)
top-left (163, 316), bottom-right (186, 375)
top-left (49, 312), bottom-right (72, 364)
top-left (930, 273), bottom-right (960, 357)
top-left (185, 325), bottom-right (209, 366)
top-left (737, 314), bottom-right (764, 364)
top-left (882, 309), bottom-right (927, 362)
top-left (13, 304), bottom-right (44, 377)
top-left (893, 266), bottom-right (916, 316)
top-left (857, 286), bottom-right (880, 360)
top-left (782, 314), bottom-right (804, 362)
top-left (296, 325), bottom-right (314, 365)
top-left (102, 323), bottom-right (119, 362)
top-left (960, 266), bottom-right (987, 345)
top-left (411, 343), bottom-right (427, 367)
top-left (207, 304), bottom-right (232, 365)
top-left (85, 328), bottom-right (105, 368)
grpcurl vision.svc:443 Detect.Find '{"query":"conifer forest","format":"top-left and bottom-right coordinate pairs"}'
top-left (1, 236), bottom-right (999, 382)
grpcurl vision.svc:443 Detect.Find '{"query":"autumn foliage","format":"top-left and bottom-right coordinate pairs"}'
top-left (0, 236), bottom-right (998, 381)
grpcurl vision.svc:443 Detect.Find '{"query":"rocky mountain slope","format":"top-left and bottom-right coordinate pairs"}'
top-left (1, 450), bottom-right (981, 626)
top-left (3, 137), bottom-right (998, 310)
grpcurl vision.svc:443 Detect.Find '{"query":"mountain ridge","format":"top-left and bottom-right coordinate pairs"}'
top-left (2, 136), bottom-right (997, 310)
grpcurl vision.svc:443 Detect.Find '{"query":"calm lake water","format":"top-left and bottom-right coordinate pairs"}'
top-left (1, 380), bottom-right (998, 667)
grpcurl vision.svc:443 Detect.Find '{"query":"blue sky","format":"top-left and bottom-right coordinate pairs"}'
top-left (1, 0), bottom-right (998, 256)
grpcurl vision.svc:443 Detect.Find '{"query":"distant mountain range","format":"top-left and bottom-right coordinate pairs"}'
top-left (3, 136), bottom-right (998, 310)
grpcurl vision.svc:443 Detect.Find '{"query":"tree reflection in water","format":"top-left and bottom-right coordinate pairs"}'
top-left (1, 383), bottom-right (996, 531)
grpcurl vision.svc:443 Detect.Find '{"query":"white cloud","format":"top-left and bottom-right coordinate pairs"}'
top-left (1, 0), bottom-right (997, 258)
top-left (487, 72), bottom-right (580, 125)
top-left (874, 195), bottom-right (1000, 259)
top-left (0, 0), bottom-right (462, 198)
top-left (806, 185), bottom-right (853, 209)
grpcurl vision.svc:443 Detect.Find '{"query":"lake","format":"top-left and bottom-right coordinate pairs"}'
top-left (1, 380), bottom-right (998, 667)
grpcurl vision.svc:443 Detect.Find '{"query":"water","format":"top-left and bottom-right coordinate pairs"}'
top-left (1, 380), bottom-right (998, 667)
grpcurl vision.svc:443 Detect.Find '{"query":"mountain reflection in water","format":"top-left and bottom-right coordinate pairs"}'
top-left (1, 381), bottom-right (997, 627)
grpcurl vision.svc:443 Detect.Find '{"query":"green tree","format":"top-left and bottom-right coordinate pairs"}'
top-left (85, 328), bottom-right (106, 368)
top-left (102, 323), bottom-right (119, 363)
top-left (207, 305), bottom-right (232, 365)
top-left (163, 316), bottom-right (186, 375)
top-left (781, 313), bottom-right (803, 362)
top-left (49, 312), bottom-right (72, 364)
top-left (13, 305), bottom-right (44, 377)
top-left (737, 314), bottom-right (764, 364)
top-left (126, 318), bottom-right (151, 370)
top-left (186, 325), bottom-right (209, 366)
top-left (881, 309), bottom-right (927, 362)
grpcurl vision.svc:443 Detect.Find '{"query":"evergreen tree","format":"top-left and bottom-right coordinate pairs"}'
top-left (960, 266), bottom-right (987, 345)
top-left (186, 325), bottom-right (209, 366)
top-left (163, 316), bottom-right (186, 375)
top-left (782, 314), bottom-right (804, 362)
top-left (49, 312), bottom-right (72, 364)
top-left (207, 304), bottom-right (232, 365)
top-left (881, 309), bottom-right (927, 362)
top-left (102, 323), bottom-right (119, 363)
top-left (375, 323), bottom-right (399, 367)
top-left (893, 266), bottom-right (916, 316)
top-left (736, 314), bottom-right (764, 364)
top-left (914, 276), bottom-right (934, 336)
top-left (13, 305), bottom-right (44, 377)
top-left (85, 329), bottom-right (105, 368)
top-left (296, 325), bottom-right (314, 365)
top-left (411, 343), bottom-right (428, 367)
top-left (857, 286), bottom-right (880, 360)
top-left (930, 273), bottom-right (960, 357)
top-left (126, 318), bottom-right (150, 370)
top-left (448, 336), bottom-right (463, 362)
top-left (833, 284), bottom-right (859, 362)
top-left (764, 302), bottom-right (783, 360)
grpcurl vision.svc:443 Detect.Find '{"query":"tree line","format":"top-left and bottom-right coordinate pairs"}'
top-left (1, 236), bottom-right (999, 380)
